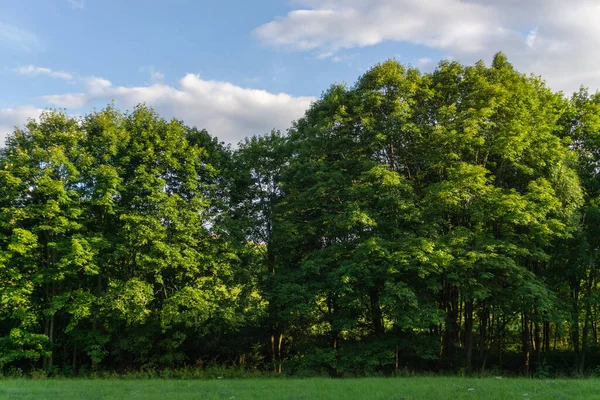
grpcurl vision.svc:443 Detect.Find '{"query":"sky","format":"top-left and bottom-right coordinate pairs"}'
top-left (1, 0), bottom-right (600, 145)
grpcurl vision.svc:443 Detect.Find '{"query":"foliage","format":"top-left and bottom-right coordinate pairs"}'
top-left (0, 54), bottom-right (599, 377)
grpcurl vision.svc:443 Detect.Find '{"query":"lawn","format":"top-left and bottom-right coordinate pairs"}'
top-left (0, 377), bottom-right (598, 400)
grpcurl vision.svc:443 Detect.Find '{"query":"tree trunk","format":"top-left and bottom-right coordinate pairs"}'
top-left (277, 332), bottom-right (283, 373)
top-left (543, 322), bottom-right (550, 352)
top-left (395, 345), bottom-right (399, 374)
top-left (580, 302), bottom-right (591, 373)
top-left (442, 282), bottom-right (459, 368)
top-left (479, 308), bottom-right (488, 360)
top-left (580, 266), bottom-right (595, 373)
top-left (72, 342), bottom-right (77, 373)
top-left (594, 303), bottom-right (598, 345)
top-left (594, 310), bottom-right (598, 346)
top-left (458, 298), bottom-right (463, 348)
top-left (522, 312), bottom-right (530, 376)
top-left (369, 288), bottom-right (384, 336)
top-left (43, 318), bottom-right (49, 368)
top-left (534, 319), bottom-right (541, 368)
top-left (270, 331), bottom-right (283, 373)
top-left (464, 300), bottom-right (474, 374)
top-left (329, 330), bottom-right (339, 377)
top-left (48, 313), bottom-right (55, 367)
top-left (571, 284), bottom-right (580, 369)
top-left (327, 294), bottom-right (340, 377)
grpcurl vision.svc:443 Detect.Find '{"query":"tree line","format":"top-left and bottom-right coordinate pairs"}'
top-left (0, 53), bottom-right (599, 376)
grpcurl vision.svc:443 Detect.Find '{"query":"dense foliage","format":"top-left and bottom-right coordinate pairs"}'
top-left (0, 54), bottom-right (599, 377)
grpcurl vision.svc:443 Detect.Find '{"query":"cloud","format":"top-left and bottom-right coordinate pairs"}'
top-left (0, 23), bottom-right (40, 52)
top-left (42, 93), bottom-right (88, 109)
top-left (332, 53), bottom-right (358, 63)
top-left (67, 0), bottom-right (84, 9)
top-left (139, 66), bottom-right (165, 84)
top-left (39, 74), bottom-right (315, 144)
top-left (85, 77), bottom-right (112, 93)
top-left (317, 52), bottom-right (335, 60)
top-left (317, 51), bottom-right (359, 63)
top-left (15, 65), bottom-right (73, 80)
top-left (254, 0), bottom-right (600, 93)
top-left (150, 71), bottom-right (165, 84)
top-left (254, 0), bottom-right (501, 53)
top-left (0, 106), bottom-right (43, 145)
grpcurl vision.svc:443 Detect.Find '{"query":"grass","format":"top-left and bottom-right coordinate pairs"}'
top-left (0, 377), bottom-right (598, 399)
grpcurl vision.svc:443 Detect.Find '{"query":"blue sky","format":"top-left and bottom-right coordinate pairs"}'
top-left (1, 0), bottom-right (599, 144)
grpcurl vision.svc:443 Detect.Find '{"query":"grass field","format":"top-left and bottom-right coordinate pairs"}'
top-left (1, 377), bottom-right (599, 400)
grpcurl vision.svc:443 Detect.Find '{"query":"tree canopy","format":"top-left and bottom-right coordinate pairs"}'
top-left (0, 54), bottom-right (599, 377)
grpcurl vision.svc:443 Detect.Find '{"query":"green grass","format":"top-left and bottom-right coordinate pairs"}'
top-left (0, 377), bottom-right (598, 400)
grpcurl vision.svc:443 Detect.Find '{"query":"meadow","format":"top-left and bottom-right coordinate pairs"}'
top-left (0, 377), bottom-right (598, 400)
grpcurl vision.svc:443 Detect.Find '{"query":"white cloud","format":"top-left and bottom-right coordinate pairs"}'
top-left (0, 106), bottom-right (43, 145)
top-left (332, 53), bottom-right (359, 63)
top-left (316, 51), bottom-right (358, 63)
top-left (39, 74), bottom-right (315, 144)
top-left (0, 23), bottom-right (40, 52)
top-left (85, 77), bottom-right (112, 93)
top-left (150, 71), bottom-right (165, 84)
top-left (15, 65), bottom-right (73, 80)
top-left (67, 0), bottom-right (84, 9)
top-left (255, 0), bottom-right (500, 53)
top-left (42, 93), bottom-right (88, 109)
top-left (254, 0), bottom-right (600, 93)
top-left (317, 52), bottom-right (334, 60)
top-left (139, 66), bottom-right (165, 84)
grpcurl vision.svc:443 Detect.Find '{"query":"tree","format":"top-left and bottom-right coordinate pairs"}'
top-left (270, 54), bottom-right (582, 375)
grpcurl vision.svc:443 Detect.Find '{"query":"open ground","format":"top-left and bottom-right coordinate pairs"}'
top-left (0, 377), bottom-right (598, 400)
